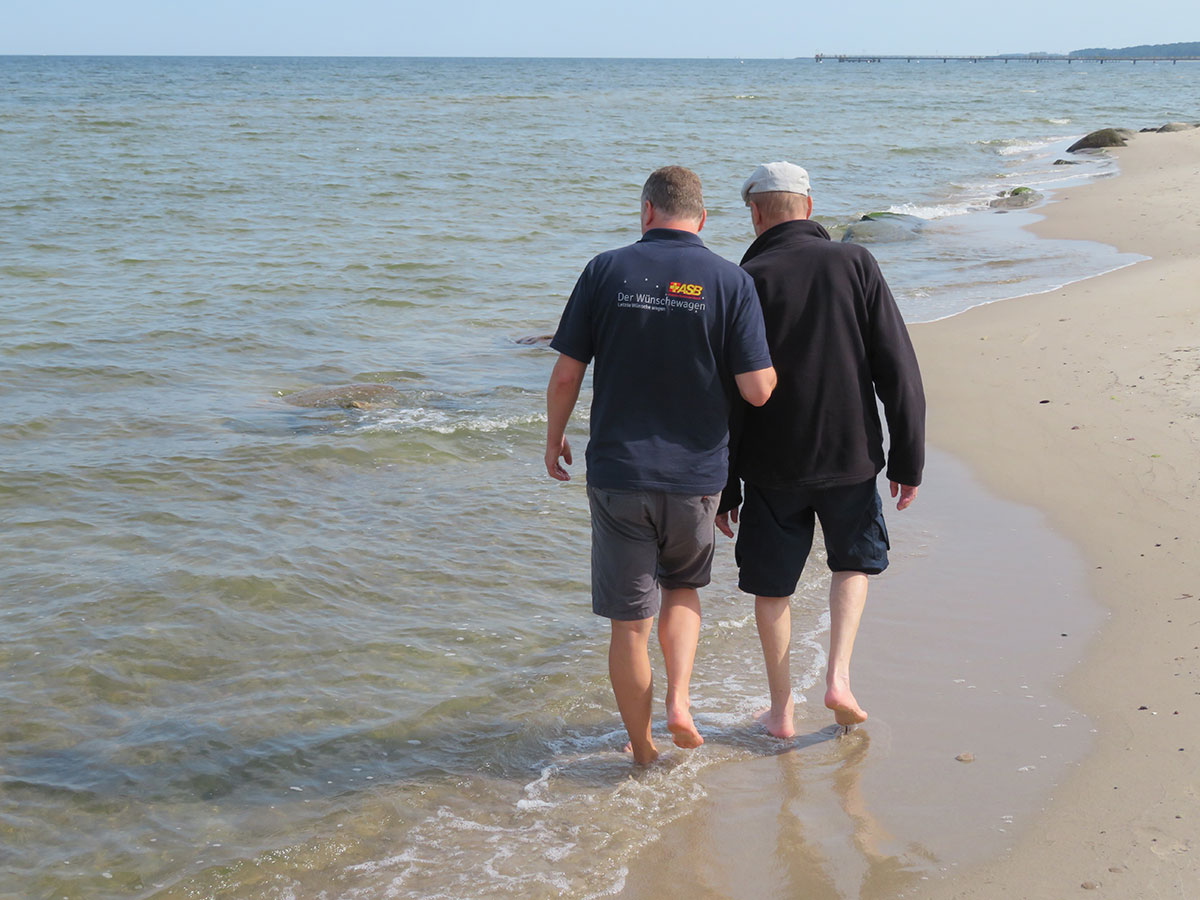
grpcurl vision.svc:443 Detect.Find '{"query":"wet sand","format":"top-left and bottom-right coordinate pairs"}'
top-left (617, 127), bottom-right (1200, 898)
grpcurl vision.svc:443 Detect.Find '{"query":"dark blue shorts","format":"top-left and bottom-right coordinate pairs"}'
top-left (735, 478), bottom-right (890, 597)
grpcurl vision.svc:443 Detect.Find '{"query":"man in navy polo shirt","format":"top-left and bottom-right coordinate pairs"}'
top-left (545, 166), bottom-right (776, 766)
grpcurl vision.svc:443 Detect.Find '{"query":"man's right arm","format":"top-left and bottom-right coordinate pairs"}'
top-left (734, 366), bottom-right (776, 407)
top-left (545, 353), bottom-right (587, 481)
top-left (729, 275), bottom-right (776, 407)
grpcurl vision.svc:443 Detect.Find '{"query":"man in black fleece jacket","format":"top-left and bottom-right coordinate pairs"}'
top-left (716, 161), bottom-right (926, 739)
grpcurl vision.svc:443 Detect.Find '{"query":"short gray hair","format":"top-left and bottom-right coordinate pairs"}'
top-left (640, 166), bottom-right (704, 221)
top-left (747, 190), bottom-right (809, 220)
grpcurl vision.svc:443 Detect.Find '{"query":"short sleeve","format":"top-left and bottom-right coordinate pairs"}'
top-left (549, 262), bottom-right (595, 364)
top-left (726, 276), bottom-right (773, 375)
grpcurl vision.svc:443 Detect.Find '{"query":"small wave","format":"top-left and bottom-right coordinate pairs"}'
top-left (994, 140), bottom-right (1056, 157)
top-left (973, 135), bottom-right (1066, 157)
top-left (361, 296), bottom-right (418, 308)
top-left (75, 118), bottom-right (141, 128)
top-left (887, 145), bottom-right (955, 157)
top-left (358, 408), bottom-right (546, 435)
top-left (1, 265), bottom-right (58, 279)
top-left (884, 203), bottom-right (970, 220)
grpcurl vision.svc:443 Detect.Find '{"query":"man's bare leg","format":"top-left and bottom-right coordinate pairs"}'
top-left (754, 595), bottom-right (796, 738)
top-left (658, 587), bottom-right (704, 749)
top-left (825, 571), bottom-right (869, 726)
top-left (610, 617), bottom-right (659, 765)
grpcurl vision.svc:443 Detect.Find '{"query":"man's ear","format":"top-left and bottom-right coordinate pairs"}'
top-left (640, 200), bottom-right (653, 231)
top-left (749, 200), bottom-right (762, 229)
top-left (696, 209), bottom-right (707, 233)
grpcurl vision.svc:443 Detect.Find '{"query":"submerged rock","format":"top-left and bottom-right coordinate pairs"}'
top-left (1067, 128), bottom-right (1129, 152)
top-left (841, 212), bottom-right (925, 244)
top-left (514, 333), bottom-right (555, 347)
top-left (1053, 159), bottom-right (1082, 165)
top-left (282, 383), bottom-right (402, 409)
top-left (989, 187), bottom-right (1043, 209)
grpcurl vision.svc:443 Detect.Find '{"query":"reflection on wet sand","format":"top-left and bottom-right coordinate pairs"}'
top-left (617, 724), bottom-right (936, 899)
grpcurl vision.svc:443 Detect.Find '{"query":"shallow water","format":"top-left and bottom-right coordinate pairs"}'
top-left (0, 55), bottom-right (1191, 897)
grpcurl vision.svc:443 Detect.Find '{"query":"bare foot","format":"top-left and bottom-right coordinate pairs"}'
top-left (666, 705), bottom-right (704, 749)
top-left (621, 739), bottom-right (660, 766)
top-left (755, 697), bottom-right (796, 739)
top-left (825, 684), bottom-right (868, 726)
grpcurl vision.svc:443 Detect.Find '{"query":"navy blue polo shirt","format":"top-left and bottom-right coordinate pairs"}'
top-left (551, 228), bottom-right (772, 494)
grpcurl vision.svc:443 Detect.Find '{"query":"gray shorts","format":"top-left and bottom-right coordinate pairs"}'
top-left (586, 486), bottom-right (718, 621)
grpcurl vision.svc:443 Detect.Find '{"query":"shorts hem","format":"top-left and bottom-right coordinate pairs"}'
top-left (737, 578), bottom-right (799, 598)
top-left (828, 562), bottom-right (888, 576)
top-left (659, 578), bottom-right (711, 591)
top-left (593, 606), bottom-right (657, 621)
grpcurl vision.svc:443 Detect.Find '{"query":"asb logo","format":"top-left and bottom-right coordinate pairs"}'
top-left (667, 281), bottom-right (703, 298)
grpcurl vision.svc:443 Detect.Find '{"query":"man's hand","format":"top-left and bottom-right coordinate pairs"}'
top-left (546, 437), bottom-right (573, 481)
top-left (715, 506), bottom-right (739, 538)
top-left (545, 353), bottom-right (586, 482)
top-left (890, 481), bottom-right (918, 511)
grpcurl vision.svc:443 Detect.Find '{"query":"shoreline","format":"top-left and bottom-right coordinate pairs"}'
top-left (617, 127), bottom-right (1199, 898)
top-left (913, 126), bottom-right (1200, 897)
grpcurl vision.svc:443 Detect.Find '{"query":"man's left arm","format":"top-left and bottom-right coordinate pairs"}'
top-left (545, 353), bottom-right (587, 481)
top-left (865, 264), bottom-right (926, 505)
top-left (718, 275), bottom-right (775, 531)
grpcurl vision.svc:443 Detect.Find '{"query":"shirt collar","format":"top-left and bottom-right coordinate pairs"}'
top-left (741, 218), bottom-right (830, 264)
top-left (639, 228), bottom-right (706, 247)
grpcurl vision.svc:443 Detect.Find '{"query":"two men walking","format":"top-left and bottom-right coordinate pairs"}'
top-left (545, 163), bottom-right (925, 761)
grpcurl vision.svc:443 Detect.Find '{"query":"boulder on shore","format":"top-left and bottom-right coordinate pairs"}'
top-left (1067, 128), bottom-right (1128, 152)
top-left (989, 187), bottom-right (1043, 210)
top-left (841, 212), bottom-right (924, 244)
top-left (1158, 122), bottom-right (1197, 133)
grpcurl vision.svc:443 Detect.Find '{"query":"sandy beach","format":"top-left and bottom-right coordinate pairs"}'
top-left (914, 126), bottom-right (1200, 897)
top-left (618, 127), bottom-right (1200, 898)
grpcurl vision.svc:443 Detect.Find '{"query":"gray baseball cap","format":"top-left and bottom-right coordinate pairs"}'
top-left (740, 161), bottom-right (811, 204)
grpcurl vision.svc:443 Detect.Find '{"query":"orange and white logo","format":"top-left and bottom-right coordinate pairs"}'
top-left (667, 281), bottom-right (703, 298)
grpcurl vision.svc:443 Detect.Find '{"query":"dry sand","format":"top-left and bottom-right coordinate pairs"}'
top-left (617, 127), bottom-right (1200, 898)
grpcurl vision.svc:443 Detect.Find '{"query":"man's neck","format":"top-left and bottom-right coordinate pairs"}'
top-left (755, 215), bottom-right (808, 237)
top-left (644, 220), bottom-right (701, 235)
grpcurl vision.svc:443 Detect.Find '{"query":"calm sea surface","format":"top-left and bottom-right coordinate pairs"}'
top-left (0, 56), bottom-right (1193, 898)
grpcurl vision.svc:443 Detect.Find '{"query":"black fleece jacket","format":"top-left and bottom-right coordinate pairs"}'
top-left (720, 218), bottom-right (925, 512)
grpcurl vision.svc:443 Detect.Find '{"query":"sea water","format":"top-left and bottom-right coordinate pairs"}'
top-left (0, 56), bottom-right (1193, 898)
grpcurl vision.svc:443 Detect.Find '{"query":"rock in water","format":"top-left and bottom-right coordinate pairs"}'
top-left (990, 187), bottom-right (1043, 210)
top-left (514, 333), bottom-right (555, 347)
top-left (841, 212), bottom-right (924, 244)
top-left (282, 383), bottom-right (402, 409)
top-left (1067, 128), bottom-right (1129, 152)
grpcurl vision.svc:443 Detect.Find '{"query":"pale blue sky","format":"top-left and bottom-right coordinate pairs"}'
top-left (4, 0), bottom-right (1197, 57)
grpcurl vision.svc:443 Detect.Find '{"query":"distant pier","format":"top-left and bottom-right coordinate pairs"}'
top-left (815, 53), bottom-right (1200, 64)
